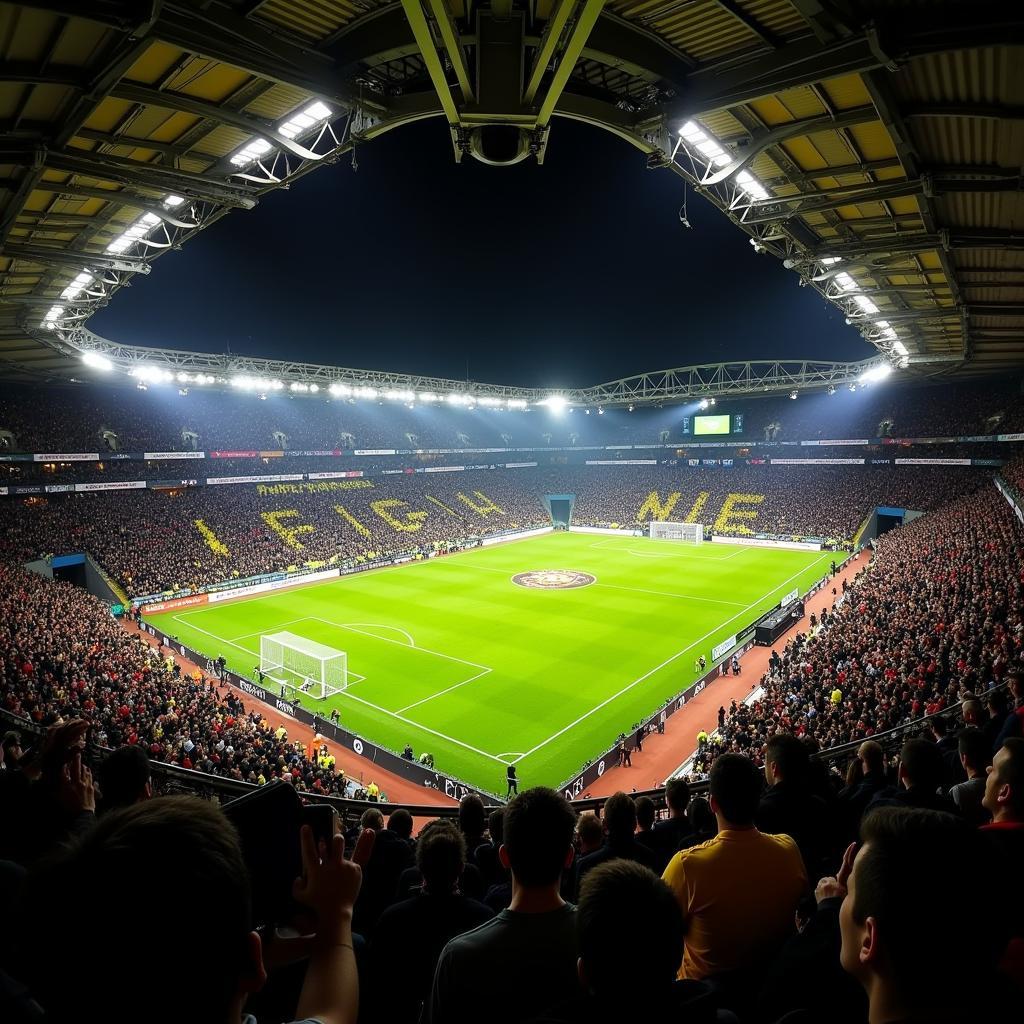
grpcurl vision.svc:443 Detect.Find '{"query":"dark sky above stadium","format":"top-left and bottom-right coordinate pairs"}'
top-left (93, 119), bottom-right (871, 389)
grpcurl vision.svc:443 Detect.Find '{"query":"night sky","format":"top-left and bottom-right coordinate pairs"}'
top-left (92, 118), bottom-right (871, 389)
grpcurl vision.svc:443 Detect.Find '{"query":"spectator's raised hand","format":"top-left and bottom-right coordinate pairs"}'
top-left (814, 841), bottom-right (856, 903)
top-left (293, 823), bottom-right (374, 941)
top-left (61, 752), bottom-right (96, 815)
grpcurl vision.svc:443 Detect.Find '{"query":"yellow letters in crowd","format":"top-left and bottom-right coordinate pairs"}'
top-left (261, 509), bottom-right (315, 550)
top-left (714, 493), bottom-right (764, 535)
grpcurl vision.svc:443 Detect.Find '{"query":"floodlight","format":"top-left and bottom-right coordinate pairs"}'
top-left (418, 392), bottom-right (437, 402)
top-left (541, 395), bottom-right (567, 414)
top-left (82, 351), bottom-right (112, 371)
top-left (309, 383), bottom-right (319, 393)
top-left (789, 390), bottom-right (798, 400)
top-left (859, 364), bottom-right (892, 385)
top-left (893, 340), bottom-right (909, 356)
top-left (597, 407), bottom-right (604, 415)
top-left (164, 195), bottom-right (185, 207)
top-left (827, 385), bottom-right (836, 396)
top-left (699, 399), bottom-right (709, 410)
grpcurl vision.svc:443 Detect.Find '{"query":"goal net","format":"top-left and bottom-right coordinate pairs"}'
top-left (649, 521), bottom-right (704, 544)
top-left (259, 631), bottom-right (348, 700)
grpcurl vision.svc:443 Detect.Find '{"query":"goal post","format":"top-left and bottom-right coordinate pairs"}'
top-left (649, 521), bottom-right (704, 544)
top-left (259, 631), bottom-right (348, 700)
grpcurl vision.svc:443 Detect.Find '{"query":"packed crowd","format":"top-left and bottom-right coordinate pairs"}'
top-left (0, 464), bottom-right (989, 595)
top-left (2, 745), bottom-right (1021, 1024)
top-left (691, 483), bottom-right (1024, 783)
top-left (0, 562), bottom-right (381, 819)
top-left (1, 378), bottom-right (1021, 454)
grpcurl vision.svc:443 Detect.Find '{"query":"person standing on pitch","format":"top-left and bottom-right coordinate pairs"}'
top-left (506, 763), bottom-right (518, 799)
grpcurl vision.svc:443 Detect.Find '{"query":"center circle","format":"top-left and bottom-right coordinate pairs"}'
top-left (511, 569), bottom-right (596, 590)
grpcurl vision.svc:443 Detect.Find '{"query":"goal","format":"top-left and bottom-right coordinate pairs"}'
top-left (259, 631), bottom-right (348, 700)
top-left (649, 521), bottom-right (704, 544)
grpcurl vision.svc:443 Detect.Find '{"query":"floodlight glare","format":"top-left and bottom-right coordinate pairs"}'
top-left (859, 364), bottom-right (893, 385)
top-left (542, 395), bottom-right (568, 415)
top-left (893, 340), bottom-right (909, 357)
top-left (789, 390), bottom-right (798, 400)
top-left (699, 399), bottom-right (709, 410)
top-left (82, 352), bottom-right (112, 371)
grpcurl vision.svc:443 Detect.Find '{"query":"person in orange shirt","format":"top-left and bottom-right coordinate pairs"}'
top-left (661, 752), bottom-right (807, 981)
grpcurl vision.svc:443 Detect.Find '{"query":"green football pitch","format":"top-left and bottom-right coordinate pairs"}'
top-left (147, 532), bottom-right (840, 796)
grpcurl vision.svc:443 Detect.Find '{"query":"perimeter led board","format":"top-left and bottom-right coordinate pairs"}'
top-left (693, 414), bottom-right (731, 435)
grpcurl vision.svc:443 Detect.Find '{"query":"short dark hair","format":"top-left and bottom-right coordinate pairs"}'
top-left (995, 737), bottom-right (1024, 815)
top-left (577, 861), bottom-right (684, 1003)
top-left (387, 808), bottom-right (413, 838)
top-left (665, 777), bottom-right (691, 813)
top-left (687, 797), bottom-right (715, 835)
top-left (956, 728), bottom-right (990, 772)
top-left (458, 793), bottom-right (486, 838)
top-left (416, 819), bottom-right (466, 891)
top-left (853, 808), bottom-right (1007, 997)
top-left (635, 795), bottom-right (656, 830)
top-left (97, 745), bottom-right (151, 813)
top-left (487, 807), bottom-right (504, 846)
top-left (765, 733), bottom-right (810, 782)
top-left (898, 738), bottom-right (943, 791)
top-left (709, 753), bottom-right (762, 825)
top-left (360, 807), bottom-right (385, 831)
top-left (28, 796), bottom-right (251, 1023)
top-left (577, 811), bottom-right (603, 847)
top-left (601, 791), bottom-right (636, 838)
top-left (929, 716), bottom-right (948, 736)
top-left (503, 787), bottom-right (576, 887)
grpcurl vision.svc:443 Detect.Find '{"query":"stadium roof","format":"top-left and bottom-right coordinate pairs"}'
top-left (1, 0), bottom-right (1022, 393)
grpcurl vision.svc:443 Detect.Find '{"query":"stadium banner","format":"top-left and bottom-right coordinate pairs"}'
top-left (972, 459), bottom-right (1003, 466)
top-left (209, 450), bottom-right (260, 458)
top-left (997, 433), bottom-right (1024, 442)
top-left (8, 485), bottom-right (42, 494)
top-left (481, 526), bottom-right (552, 547)
top-left (712, 535), bottom-right (822, 551)
top-left (143, 451), bottom-right (206, 460)
top-left (893, 458), bottom-right (971, 466)
top-left (585, 459), bottom-right (658, 466)
top-left (570, 526), bottom-right (643, 537)
top-left (140, 624), bottom-right (492, 800)
top-left (206, 567), bottom-right (340, 604)
top-left (74, 480), bottom-right (146, 491)
top-left (207, 474), bottom-right (305, 484)
top-left (770, 458), bottom-right (865, 465)
top-left (260, 450), bottom-right (285, 458)
top-left (799, 439), bottom-right (871, 446)
top-left (503, 462), bottom-right (538, 468)
top-left (423, 465), bottom-right (466, 473)
top-left (148, 479), bottom-right (201, 488)
top-left (0, 454), bottom-right (32, 462)
top-left (306, 471), bottom-right (365, 479)
top-left (353, 449), bottom-right (396, 456)
top-left (32, 452), bottom-right (99, 462)
top-left (140, 593), bottom-right (210, 613)
top-left (780, 587), bottom-right (801, 607)
top-left (712, 635), bottom-right (737, 661)
top-left (44, 484), bottom-right (75, 493)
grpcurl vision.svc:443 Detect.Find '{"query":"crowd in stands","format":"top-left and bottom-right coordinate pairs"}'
top-left (1, 378), bottom-right (1021, 454)
top-left (0, 464), bottom-right (992, 595)
top-left (691, 483), bottom-right (1024, 784)
top-left (0, 562), bottom-right (382, 820)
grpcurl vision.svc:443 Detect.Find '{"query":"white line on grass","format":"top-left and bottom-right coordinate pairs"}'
top-left (230, 617), bottom-right (311, 642)
top-left (396, 666), bottom-right (493, 714)
top-left (344, 623), bottom-right (416, 646)
top-left (593, 581), bottom-right (748, 608)
top-left (509, 553), bottom-right (832, 766)
top-left (587, 539), bottom-right (748, 561)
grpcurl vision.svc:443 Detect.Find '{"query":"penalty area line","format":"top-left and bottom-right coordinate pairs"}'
top-left (509, 553), bottom-right (833, 766)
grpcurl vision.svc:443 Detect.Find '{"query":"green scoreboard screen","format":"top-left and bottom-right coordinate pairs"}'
top-left (693, 414), bottom-right (731, 435)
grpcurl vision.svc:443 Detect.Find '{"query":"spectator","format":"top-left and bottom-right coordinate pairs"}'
top-left (837, 740), bottom-right (888, 840)
top-left (574, 791), bottom-right (658, 896)
top-left (475, 807), bottom-right (507, 891)
top-left (633, 795), bottom-right (660, 861)
top-left (981, 738), bottom-right (1024, 852)
top-left (651, 777), bottom-right (695, 869)
top-left (427, 788), bottom-right (578, 1024)
top-left (949, 728), bottom-right (991, 825)
top-left (458, 793), bottom-right (487, 863)
top-left (23, 795), bottom-right (373, 1024)
top-left (838, 808), bottom-right (1010, 1022)
top-left (868, 739), bottom-right (956, 815)
top-left (369, 820), bottom-right (492, 1024)
top-left (354, 807), bottom-right (414, 935)
top-left (993, 673), bottom-right (1024, 749)
top-left (756, 732), bottom-right (831, 876)
top-left (662, 754), bottom-right (807, 982)
top-left (96, 744), bottom-right (152, 814)
top-left (536, 861), bottom-right (726, 1024)
top-left (680, 797), bottom-right (717, 849)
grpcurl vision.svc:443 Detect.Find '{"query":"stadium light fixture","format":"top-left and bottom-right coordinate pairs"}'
top-left (892, 339), bottom-right (909, 357)
top-left (41, 304), bottom-right (65, 327)
top-left (164, 195), bottom-right (185, 208)
top-left (834, 272), bottom-right (857, 292)
top-left (597, 407), bottom-right (604, 415)
top-left (290, 382), bottom-right (309, 392)
top-left (328, 383), bottom-right (351, 397)
top-left (61, 271), bottom-right (94, 301)
top-left (354, 386), bottom-right (377, 400)
top-left (678, 121), bottom-right (732, 168)
top-left (789, 390), bottom-right (798, 400)
top-left (699, 399), bottom-right (709, 410)
top-left (82, 351), bottom-right (112, 371)
top-left (859, 364), bottom-right (892, 385)
top-left (417, 392), bottom-right (438, 402)
top-left (506, 398), bottom-right (528, 410)
top-left (540, 395), bottom-right (568, 415)
top-left (853, 294), bottom-right (879, 315)
top-left (827, 385), bottom-right (836, 395)
top-left (132, 366), bottom-right (172, 384)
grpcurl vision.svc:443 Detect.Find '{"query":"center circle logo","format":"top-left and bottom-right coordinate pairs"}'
top-left (512, 569), bottom-right (596, 590)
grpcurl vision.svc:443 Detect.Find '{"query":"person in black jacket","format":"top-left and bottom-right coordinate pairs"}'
top-left (650, 777), bottom-right (695, 871)
top-left (836, 740), bottom-right (888, 843)
top-left (867, 739), bottom-right (957, 816)
top-left (574, 792), bottom-right (658, 897)
top-left (353, 807), bottom-right (415, 935)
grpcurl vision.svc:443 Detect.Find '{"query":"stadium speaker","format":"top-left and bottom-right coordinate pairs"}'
top-left (468, 125), bottom-right (531, 166)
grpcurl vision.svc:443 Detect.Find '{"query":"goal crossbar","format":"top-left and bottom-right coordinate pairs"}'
top-left (649, 521), bottom-right (704, 543)
top-left (260, 630), bottom-right (348, 700)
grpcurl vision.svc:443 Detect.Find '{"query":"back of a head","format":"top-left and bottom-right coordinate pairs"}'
top-left (458, 793), bottom-right (486, 838)
top-left (899, 738), bottom-right (942, 791)
top-left (765, 732), bottom-right (810, 783)
top-left (859, 740), bottom-right (884, 774)
top-left (576, 811), bottom-right (603, 849)
top-left (851, 808), bottom-right (1007, 999)
top-left (503, 787), bottom-right (576, 888)
top-left (957, 728), bottom-right (990, 772)
top-left (665, 777), bottom-right (691, 814)
top-left (361, 807), bottom-right (385, 831)
top-left (387, 807), bottom-right (413, 839)
top-left (602, 791), bottom-right (637, 839)
top-left (97, 744), bottom-right (151, 813)
top-left (29, 796), bottom-right (251, 1024)
top-left (688, 797), bottom-right (715, 835)
top-left (416, 819), bottom-right (466, 892)
top-left (710, 753), bottom-right (762, 826)
top-left (635, 795), bottom-right (656, 830)
top-left (487, 807), bottom-right (505, 845)
top-left (577, 861), bottom-right (684, 1004)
